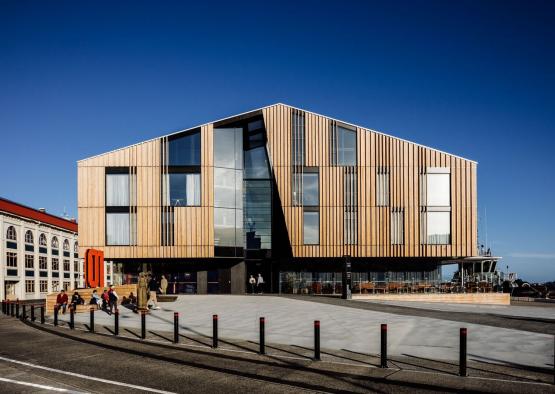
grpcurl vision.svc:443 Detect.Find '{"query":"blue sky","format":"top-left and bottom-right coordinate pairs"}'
top-left (1, 1), bottom-right (553, 281)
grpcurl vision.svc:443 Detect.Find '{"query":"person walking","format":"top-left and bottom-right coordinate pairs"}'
top-left (160, 275), bottom-right (168, 295)
top-left (257, 274), bottom-right (265, 294)
top-left (148, 275), bottom-right (160, 310)
top-left (248, 275), bottom-right (256, 294)
top-left (55, 289), bottom-right (68, 314)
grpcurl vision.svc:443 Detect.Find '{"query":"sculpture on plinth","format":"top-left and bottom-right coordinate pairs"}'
top-left (137, 271), bottom-right (149, 311)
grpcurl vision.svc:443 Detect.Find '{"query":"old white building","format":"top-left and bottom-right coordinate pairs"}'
top-left (1, 197), bottom-right (81, 301)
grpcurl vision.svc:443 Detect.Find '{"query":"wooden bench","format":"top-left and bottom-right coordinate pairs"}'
top-left (45, 284), bottom-right (137, 314)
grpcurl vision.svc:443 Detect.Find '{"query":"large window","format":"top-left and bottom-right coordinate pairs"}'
top-left (40, 280), bottom-right (48, 293)
top-left (166, 172), bottom-right (200, 206)
top-left (106, 167), bottom-right (135, 246)
top-left (331, 124), bottom-right (356, 166)
top-left (6, 252), bottom-right (17, 267)
top-left (293, 171), bottom-right (319, 206)
top-left (344, 168), bottom-right (357, 244)
top-left (214, 128), bottom-right (243, 250)
top-left (51, 236), bottom-right (59, 249)
top-left (25, 255), bottom-right (34, 269)
top-left (303, 210), bottom-right (319, 245)
top-left (26, 280), bottom-right (35, 294)
top-left (168, 130), bottom-right (201, 166)
top-left (39, 256), bottom-right (47, 270)
top-left (39, 233), bottom-right (47, 246)
top-left (52, 258), bottom-right (59, 271)
top-left (421, 168), bottom-right (451, 244)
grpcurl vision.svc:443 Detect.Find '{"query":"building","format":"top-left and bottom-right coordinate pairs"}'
top-left (77, 103), bottom-right (479, 295)
top-left (1, 197), bottom-right (81, 301)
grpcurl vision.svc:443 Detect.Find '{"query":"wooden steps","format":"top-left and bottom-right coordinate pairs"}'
top-left (45, 284), bottom-right (137, 314)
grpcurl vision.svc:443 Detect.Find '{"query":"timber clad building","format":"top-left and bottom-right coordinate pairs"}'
top-left (78, 103), bottom-right (477, 294)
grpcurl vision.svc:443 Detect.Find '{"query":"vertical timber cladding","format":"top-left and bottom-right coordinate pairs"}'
top-left (77, 125), bottom-right (215, 260)
top-left (263, 103), bottom-right (477, 259)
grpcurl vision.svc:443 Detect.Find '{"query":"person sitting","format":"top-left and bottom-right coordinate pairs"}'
top-left (90, 290), bottom-right (102, 309)
top-left (70, 291), bottom-right (84, 311)
top-left (121, 292), bottom-right (137, 306)
top-left (55, 289), bottom-right (69, 314)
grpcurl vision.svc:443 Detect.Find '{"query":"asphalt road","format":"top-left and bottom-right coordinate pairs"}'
top-left (0, 316), bottom-right (554, 393)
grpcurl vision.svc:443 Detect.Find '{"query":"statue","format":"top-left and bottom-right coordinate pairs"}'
top-left (137, 271), bottom-right (148, 311)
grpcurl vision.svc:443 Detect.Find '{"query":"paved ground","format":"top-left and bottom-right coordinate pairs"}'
top-left (55, 295), bottom-right (555, 369)
top-left (1, 315), bottom-right (554, 393)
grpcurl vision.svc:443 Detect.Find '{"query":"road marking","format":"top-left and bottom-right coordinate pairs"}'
top-left (0, 355), bottom-right (176, 394)
top-left (0, 376), bottom-right (83, 393)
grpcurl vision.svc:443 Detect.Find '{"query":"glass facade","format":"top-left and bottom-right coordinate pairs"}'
top-left (337, 126), bottom-right (356, 165)
top-left (303, 211), bottom-right (319, 244)
top-left (167, 173), bottom-right (200, 206)
top-left (168, 131), bottom-right (201, 166)
top-left (293, 172), bottom-right (319, 206)
top-left (214, 128), bottom-right (243, 249)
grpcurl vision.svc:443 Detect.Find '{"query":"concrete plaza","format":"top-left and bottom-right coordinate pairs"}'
top-left (60, 295), bottom-right (554, 369)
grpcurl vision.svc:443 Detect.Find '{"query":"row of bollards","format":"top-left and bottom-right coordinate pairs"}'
top-left (3, 299), bottom-right (554, 384)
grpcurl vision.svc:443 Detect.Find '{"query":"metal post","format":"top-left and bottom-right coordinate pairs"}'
top-left (40, 305), bottom-right (45, 324)
top-left (53, 305), bottom-right (58, 326)
top-left (89, 307), bottom-right (95, 332)
top-left (380, 324), bottom-right (388, 368)
top-left (114, 309), bottom-right (119, 336)
top-left (141, 310), bottom-right (146, 339)
top-left (259, 317), bottom-right (265, 355)
top-left (31, 305), bottom-right (35, 322)
top-left (69, 307), bottom-right (74, 329)
top-left (11, 301), bottom-right (15, 317)
top-left (314, 320), bottom-right (321, 361)
top-left (21, 304), bottom-right (26, 320)
top-left (459, 328), bottom-right (467, 377)
top-left (15, 300), bottom-right (19, 318)
top-left (212, 315), bottom-right (218, 348)
top-left (174, 312), bottom-right (179, 343)
top-left (1, 301), bottom-right (4, 315)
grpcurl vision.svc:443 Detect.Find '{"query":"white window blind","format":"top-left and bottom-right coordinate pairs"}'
top-left (106, 174), bottom-right (129, 206)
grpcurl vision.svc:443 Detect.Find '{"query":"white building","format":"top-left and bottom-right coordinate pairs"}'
top-left (1, 197), bottom-right (81, 301)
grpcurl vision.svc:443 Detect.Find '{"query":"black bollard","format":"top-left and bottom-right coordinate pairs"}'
top-left (11, 301), bottom-right (15, 317)
top-left (21, 304), bottom-right (26, 320)
top-left (459, 328), bottom-right (467, 377)
top-left (53, 305), bottom-right (58, 326)
top-left (141, 310), bottom-right (146, 339)
top-left (212, 315), bottom-right (218, 348)
top-left (114, 309), bottom-right (119, 336)
top-left (31, 305), bottom-right (35, 322)
top-left (15, 300), bottom-right (19, 318)
top-left (259, 317), bottom-right (266, 355)
top-left (69, 307), bottom-right (75, 329)
top-left (380, 324), bottom-right (388, 368)
top-left (174, 312), bottom-right (179, 344)
top-left (89, 307), bottom-right (95, 332)
top-left (314, 320), bottom-right (321, 361)
top-left (1, 300), bottom-right (4, 315)
top-left (40, 305), bottom-right (45, 324)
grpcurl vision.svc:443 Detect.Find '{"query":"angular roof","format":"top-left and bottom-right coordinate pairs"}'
top-left (78, 103), bottom-right (476, 164)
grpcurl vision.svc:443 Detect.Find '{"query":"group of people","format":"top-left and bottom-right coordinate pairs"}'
top-left (54, 289), bottom-right (86, 314)
top-left (89, 285), bottom-right (120, 314)
top-left (248, 273), bottom-right (265, 294)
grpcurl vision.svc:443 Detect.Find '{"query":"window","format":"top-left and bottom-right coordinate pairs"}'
top-left (244, 147), bottom-right (270, 179)
top-left (214, 208), bottom-right (243, 247)
top-left (420, 168), bottom-right (451, 245)
top-left (166, 172), bottom-right (200, 206)
top-left (39, 256), bottom-right (47, 270)
top-left (39, 233), bottom-right (47, 246)
top-left (331, 124), bottom-right (356, 166)
top-left (6, 226), bottom-right (16, 241)
top-left (214, 128), bottom-right (243, 170)
top-left (63, 260), bottom-right (70, 272)
top-left (293, 172), bottom-right (319, 206)
top-left (292, 110), bottom-right (305, 166)
top-left (6, 252), bottom-right (17, 267)
top-left (426, 211), bottom-right (450, 244)
top-left (303, 211), bottom-right (319, 245)
top-left (40, 280), bottom-right (48, 293)
top-left (344, 168), bottom-right (357, 244)
top-left (74, 261), bottom-right (80, 273)
top-left (391, 209), bottom-right (404, 245)
top-left (52, 258), bottom-right (59, 271)
top-left (25, 280), bottom-right (35, 294)
top-left (106, 173), bottom-right (130, 206)
top-left (376, 169), bottom-right (389, 206)
top-left (25, 254), bottom-right (34, 269)
top-left (51, 236), bottom-right (59, 249)
top-left (52, 281), bottom-right (60, 292)
top-left (106, 213), bottom-right (130, 245)
top-left (168, 130), bottom-right (201, 166)
top-left (63, 239), bottom-right (70, 251)
top-left (25, 230), bottom-right (34, 244)
top-left (74, 241), bottom-right (78, 253)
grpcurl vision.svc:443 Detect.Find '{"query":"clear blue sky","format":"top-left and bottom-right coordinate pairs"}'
top-left (1, 1), bottom-right (553, 282)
